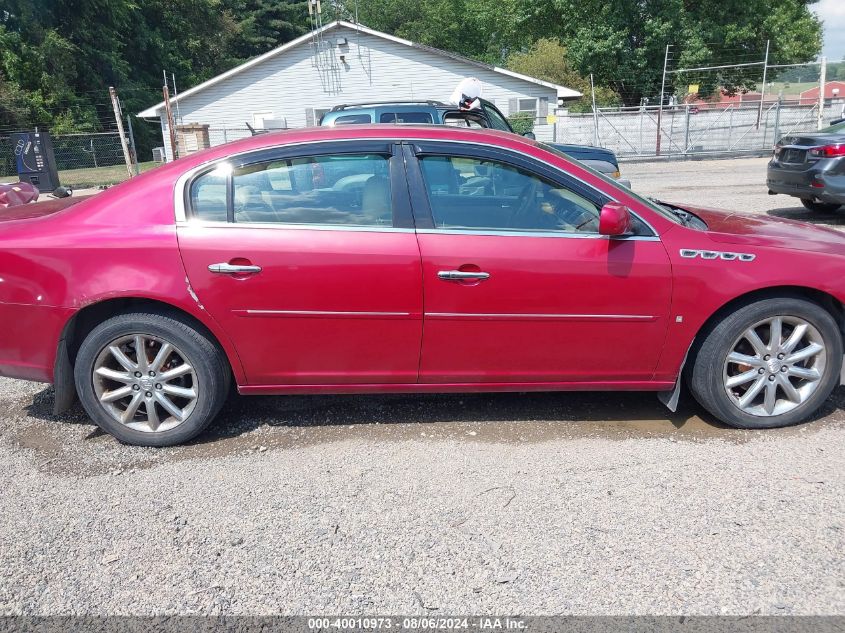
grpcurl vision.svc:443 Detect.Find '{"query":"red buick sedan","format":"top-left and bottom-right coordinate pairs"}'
top-left (2, 126), bottom-right (843, 446)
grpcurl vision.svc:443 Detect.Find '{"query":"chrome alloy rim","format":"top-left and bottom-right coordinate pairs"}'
top-left (92, 334), bottom-right (198, 433)
top-left (723, 316), bottom-right (826, 417)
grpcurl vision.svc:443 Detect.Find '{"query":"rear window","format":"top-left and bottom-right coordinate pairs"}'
top-left (379, 111), bottom-right (433, 124)
top-left (332, 114), bottom-right (372, 125)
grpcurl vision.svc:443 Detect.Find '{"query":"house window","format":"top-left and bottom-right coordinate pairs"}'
top-left (518, 98), bottom-right (538, 116)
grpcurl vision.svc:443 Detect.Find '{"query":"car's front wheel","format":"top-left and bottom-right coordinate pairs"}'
top-left (74, 310), bottom-right (230, 446)
top-left (689, 297), bottom-right (842, 429)
top-left (801, 198), bottom-right (842, 213)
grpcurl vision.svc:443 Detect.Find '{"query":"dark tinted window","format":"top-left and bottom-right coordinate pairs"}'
top-left (482, 103), bottom-right (512, 132)
top-left (231, 154), bottom-right (393, 226)
top-left (332, 114), bottom-right (372, 125)
top-left (419, 155), bottom-right (601, 234)
top-left (379, 111), bottom-right (434, 124)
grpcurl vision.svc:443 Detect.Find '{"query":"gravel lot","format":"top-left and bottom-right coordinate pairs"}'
top-left (1, 156), bottom-right (843, 616)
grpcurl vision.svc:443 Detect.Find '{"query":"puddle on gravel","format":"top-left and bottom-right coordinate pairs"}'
top-left (5, 384), bottom-right (844, 477)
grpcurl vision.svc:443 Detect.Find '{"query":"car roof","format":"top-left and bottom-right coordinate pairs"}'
top-left (174, 124), bottom-right (537, 170)
top-left (327, 98), bottom-right (497, 114)
top-left (328, 100), bottom-right (447, 112)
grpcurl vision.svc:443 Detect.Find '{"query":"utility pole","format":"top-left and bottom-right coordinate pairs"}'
top-left (162, 70), bottom-right (178, 161)
top-left (818, 56), bottom-right (827, 130)
top-left (109, 87), bottom-right (134, 179)
top-left (590, 73), bottom-right (599, 146)
top-left (757, 39), bottom-right (770, 129)
top-left (656, 44), bottom-right (671, 156)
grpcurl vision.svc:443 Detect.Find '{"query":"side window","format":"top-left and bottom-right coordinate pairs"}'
top-left (190, 168), bottom-right (228, 221)
top-left (418, 155), bottom-right (601, 234)
top-left (332, 114), bottom-right (372, 125)
top-left (231, 153), bottom-right (393, 226)
top-left (379, 111), bottom-right (434, 124)
top-left (482, 104), bottom-right (512, 132)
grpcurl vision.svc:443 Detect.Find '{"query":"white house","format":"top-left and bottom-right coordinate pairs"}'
top-left (138, 20), bottom-right (581, 159)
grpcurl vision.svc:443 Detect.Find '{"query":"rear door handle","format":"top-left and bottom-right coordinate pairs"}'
top-left (208, 263), bottom-right (262, 274)
top-left (437, 270), bottom-right (490, 281)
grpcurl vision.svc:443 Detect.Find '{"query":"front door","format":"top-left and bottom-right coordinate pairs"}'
top-left (177, 142), bottom-right (423, 385)
top-left (406, 144), bottom-right (673, 384)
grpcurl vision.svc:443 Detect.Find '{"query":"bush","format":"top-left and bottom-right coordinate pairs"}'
top-left (507, 111), bottom-right (535, 135)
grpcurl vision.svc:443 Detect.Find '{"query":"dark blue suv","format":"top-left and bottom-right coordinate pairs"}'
top-left (320, 99), bottom-right (630, 187)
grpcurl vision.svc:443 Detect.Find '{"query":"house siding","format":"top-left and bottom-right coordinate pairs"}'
top-left (154, 25), bottom-right (559, 159)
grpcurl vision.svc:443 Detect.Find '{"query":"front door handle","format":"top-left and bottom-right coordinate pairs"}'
top-left (437, 270), bottom-right (490, 281)
top-left (208, 263), bottom-right (262, 274)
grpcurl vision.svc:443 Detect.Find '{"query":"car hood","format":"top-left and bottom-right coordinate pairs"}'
top-left (549, 143), bottom-right (617, 163)
top-left (677, 204), bottom-right (845, 256)
top-left (0, 194), bottom-right (93, 223)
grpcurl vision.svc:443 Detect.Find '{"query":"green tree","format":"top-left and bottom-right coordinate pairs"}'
top-left (506, 38), bottom-right (620, 112)
top-left (356, 0), bottom-right (527, 63)
top-left (222, 0), bottom-right (308, 61)
top-left (522, 0), bottom-right (823, 105)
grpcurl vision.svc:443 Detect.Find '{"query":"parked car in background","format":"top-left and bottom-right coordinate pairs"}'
top-left (767, 120), bottom-right (845, 212)
top-left (321, 99), bottom-right (631, 187)
top-left (2, 125), bottom-right (844, 446)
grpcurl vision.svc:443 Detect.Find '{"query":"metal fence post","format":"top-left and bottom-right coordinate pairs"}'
top-left (773, 100), bottom-right (781, 145)
top-left (683, 105), bottom-right (690, 154)
top-left (728, 106), bottom-right (733, 150)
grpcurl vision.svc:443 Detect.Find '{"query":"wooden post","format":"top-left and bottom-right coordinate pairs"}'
top-left (109, 87), bottom-right (134, 178)
top-left (162, 83), bottom-right (179, 161)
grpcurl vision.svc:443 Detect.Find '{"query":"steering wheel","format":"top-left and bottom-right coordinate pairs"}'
top-left (544, 191), bottom-right (600, 232)
top-left (508, 178), bottom-right (541, 228)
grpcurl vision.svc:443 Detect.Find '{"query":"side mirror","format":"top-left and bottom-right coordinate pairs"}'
top-left (522, 131), bottom-right (536, 140)
top-left (599, 202), bottom-right (633, 236)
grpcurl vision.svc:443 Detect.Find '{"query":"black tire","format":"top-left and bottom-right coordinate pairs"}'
top-left (801, 198), bottom-right (842, 213)
top-left (73, 310), bottom-right (230, 446)
top-left (689, 296), bottom-right (842, 429)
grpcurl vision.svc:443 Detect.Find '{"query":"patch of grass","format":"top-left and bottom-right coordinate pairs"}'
top-left (57, 161), bottom-right (160, 187)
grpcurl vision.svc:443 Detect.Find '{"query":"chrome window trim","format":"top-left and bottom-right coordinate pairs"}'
top-left (408, 141), bottom-right (659, 237)
top-left (415, 228), bottom-right (661, 241)
top-left (175, 220), bottom-right (659, 241)
top-left (176, 219), bottom-right (416, 234)
top-left (173, 136), bottom-right (659, 237)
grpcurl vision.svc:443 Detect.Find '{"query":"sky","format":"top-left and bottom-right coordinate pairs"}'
top-left (812, 0), bottom-right (845, 61)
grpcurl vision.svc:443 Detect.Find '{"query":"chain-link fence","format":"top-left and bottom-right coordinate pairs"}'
top-left (528, 101), bottom-right (843, 158)
top-left (0, 130), bottom-right (141, 188)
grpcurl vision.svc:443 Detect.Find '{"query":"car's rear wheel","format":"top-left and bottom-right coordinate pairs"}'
top-left (74, 311), bottom-right (230, 446)
top-left (800, 198), bottom-right (841, 213)
top-left (689, 297), bottom-right (842, 429)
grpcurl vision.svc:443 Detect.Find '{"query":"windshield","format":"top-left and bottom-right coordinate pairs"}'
top-left (539, 143), bottom-right (685, 225)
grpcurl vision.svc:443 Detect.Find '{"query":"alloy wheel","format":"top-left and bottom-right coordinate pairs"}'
top-left (723, 316), bottom-right (826, 417)
top-left (92, 334), bottom-right (199, 433)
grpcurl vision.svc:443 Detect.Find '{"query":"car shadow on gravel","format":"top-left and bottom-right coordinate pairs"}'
top-left (12, 384), bottom-right (844, 472)
top-left (24, 383), bottom-right (845, 446)
top-left (767, 206), bottom-right (845, 225)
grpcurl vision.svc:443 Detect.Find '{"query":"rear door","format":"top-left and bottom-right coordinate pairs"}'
top-left (405, 142), bottom-right (673, 384)
top-left (177, 141), bottom-right (423, 386)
